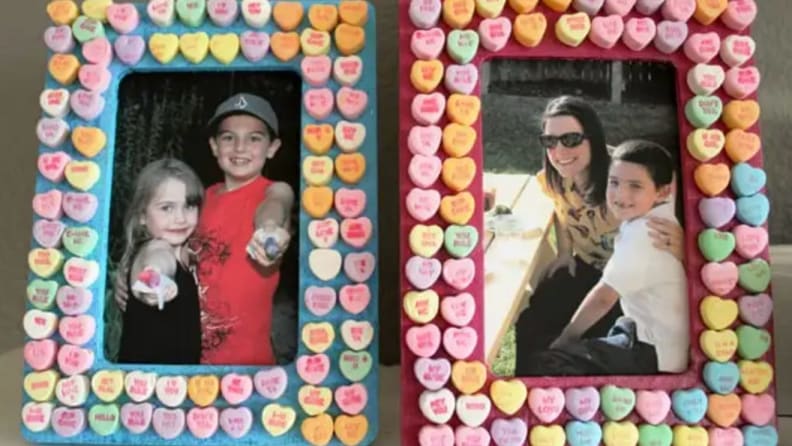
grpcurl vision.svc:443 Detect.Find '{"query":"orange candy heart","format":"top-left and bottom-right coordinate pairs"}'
top-left (273, 2), bottom-right (304, 31)
top-left (303, 186), bottom-right (334, 218)
top-left (543, 0), bottom-right (572, 12)
top-left (443, 0), bottom-right (475, 29)
top-left (48, 54), bottom-right (81, 85)
top-left (304, 124), bottom-right (335, 155)
top-left (724, 129), bottom-right (760, 163)
top-left (450, 360), bottom-right (487, 395)
top-left (339, 0), bottom-right (368, 26)
top-left (302, 413), bottom-right (334, 446)
top-left (694, 163), bottom-right (731, 196)
top-left (723, 100), bottom-right (760, 130)
top-left (308, 4), bottom-right (339, 31)
top-left (509, 0), bottom-right (539, 13)
top-left (513, 13), bottom-right (547, 48)
top-left (335, 153), bottom-right (366, 184)
top-left (187, 375), bottom-right (219, 407)
top-left (694, 0), bottom-right (728, 26)
top-left (47, 0), bottom-right (79, 25)
top-left (71, 127), bottom-right (106, 158)
top-left (443, 123), bottom-right (477, 157)
top-left (411, 60), bottom-right (445, 93)
top-left (447, 94), bottom-right (481, 126)
top-left (334, 24), bottom-right (365, 55)
top-left (440, 191), bottom-right (475, 225)
top-left (334, 415), bottom-right (368, 446)
top-left (442, 157), bottom-right (477, 192)
top-left (707, 393), bottom-right (742, 427)
top-left (271, 32), bottom-right (301, 61)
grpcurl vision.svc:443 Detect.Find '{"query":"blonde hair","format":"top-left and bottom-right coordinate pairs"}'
top-left (118, 158), bottom-right (204, 277)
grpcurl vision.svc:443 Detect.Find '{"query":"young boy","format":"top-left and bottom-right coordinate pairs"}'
top-left (522, 139), bottom-right (689, 376)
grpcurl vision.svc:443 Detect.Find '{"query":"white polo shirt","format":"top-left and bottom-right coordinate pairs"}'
top-left (600, 201), bottom-right (690, 373)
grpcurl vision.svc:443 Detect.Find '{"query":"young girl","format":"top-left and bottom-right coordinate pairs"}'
top-left (116, 158), bottom-right (204, 364)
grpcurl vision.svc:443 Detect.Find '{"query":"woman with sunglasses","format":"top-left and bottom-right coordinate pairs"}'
top-left (513, 95), bottom-right (683, 376)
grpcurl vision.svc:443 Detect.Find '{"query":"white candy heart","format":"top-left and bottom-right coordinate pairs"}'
top-left (155, 376), bottom-right (188, 407)
top-left (36, 118), bottom-right (70, 148)
top-left (125, 371), bottom-right (158, 403)
top-left (40, 89), bottom-right (70, 118)
top-left (23, 309), bottom-right (58, 340)
top-left (335, 121), bottom-right (366, 152)
top-left (309, 249), bottom-right (342, 281)
top-left (63, 257), bottom-right (99, 288)
top-left (456, 394), bottom-right (492, 427)
top-left (308, 219), bottom-right (339, 248)
top-left (22, 401), bottom-right (54, 433)
top-left (333, 55), bottom-right (364, 87)
top-left (147, 0), bottom-right (176, 27)
top-left (55, 375), bottom-right (90, 407)
top-left (419, 388), bottom-right (455, 424)
top-left (720, 35), bottom-right (756, 67)
top-left (241, 0), bottom-right (272, 28)
top-left (686, 63), bottom-right (725, 96)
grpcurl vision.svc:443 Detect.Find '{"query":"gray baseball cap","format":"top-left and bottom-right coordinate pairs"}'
top-left (208, 93), bottom-right (279, 137)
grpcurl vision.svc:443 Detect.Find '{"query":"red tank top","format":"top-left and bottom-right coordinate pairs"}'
top-left (191, 176), bottom-right (278, 365)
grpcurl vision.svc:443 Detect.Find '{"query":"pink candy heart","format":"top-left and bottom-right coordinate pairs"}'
top-left (78, 64), bottom-right (111, 93)
top-left (490, 418), bottom-right (528, 446)
top-left (414, 357), bottom-right (451, 390)
top-left (341, 217), bottom-right (372, 248)
top-left (604, 0), bottom-right (636, 16)
top-left (107, 4), bottom-right (140, 34)
top-left (443, 258), bottom-right (475, 290)
top-left (82, 37), bottom-right (113, 66)
top-left (70, 89), bottom-right (105, 121)
top-left (301, 55), bottom-right (331, 86)
top-left (479, 17), bottom-right (512, 52)
top-left (335, 383), bottom-right (368, 415)
top-left (297, 353), bottom-right (330, 385)
top-left (408, 125), bottom-right (442, 156)
top-left (623, 17), bottom-right (656, 51)
top-left (207, 0), bottom-right (239, 27)
top-left (254, 367), bottom-right (287, 400)
top-left (709, 427), bottom-right (744, 446)
top-left (220, 374), bottom-right (253, 406)
top-left (36, 117), bottom-right (69, 148)
top-left (590, 15), bottom-right (624, 49)
top-left (120, 403), bottom-right (154, 434)
top-left (24, 339), bottom-right (57, 371)
top-left (455, 426), bottom-right (490, 446)
top-left (33, 220), bottom-right (65, 249)
top-left (335, 188), bottom-right (366, 218)
top-left (720, 35), bottom-right (756, 68)
top-left (59, 315), bottom-right (96, 346)
top-left (409, 0), bottom-right (442, 29)
top-left (63, 192), bottom-right (98, 223)
top-left (412, 93), bottom-right (446, 125)
top-left (528, 388), bottom-right (565, 423)
top-left (724, 66), bottom-right (760, 99)
top-left (337, 87), bottom-right (368, 120)
top-left (187, 407), bottom-right (219, 439)
top-left (635, 390), bottom-right (671, 424)
top-left (406, 188), bottom-right (441, 222)
top-left (738, 293), bottom-right (772, 327)
top-left (56, 286), bottom-right (93, 315)
top-left (152, 407), bottom-right (185, 440)
top-left (721, 0), bottom-right (756, 31)
top-left (406, 323), bottom-right (442, 357)
top-left (114, 35), bottom-right (146, 66)
top-left (51, 407), bottom-right (86, 437)
top-left (240, 31), bottom-right (270, 63)
top-left (44, 26), bottom-right (75, 54)
top-left (405, 256), bottom-right (442, 289)
top-left (219, 407), bottom-right (253, 439)
top-left (339, 283), bottom-right (371, 314)
top-left (662, 0), bottom-right (696, 21)
top-left (57, 344), bottom-right (94, 376)
top-left (741, 393), bottom-right (775, 425)
top-left (444, 64), bottom-right (478, 95)
top-left (654, 20), bottom-right (688, 54)
top-left (38, 151), bottom-right (71, 183)
top-left (305, 286), bottom-right (337, 316)
top-left (33, 190), bottom-right (64, 220)
top-left (701, 261), bottom-right (739, 296)
top-left (440, 292), bottom-right (475, 326)
top-left (40, 88), bottom-right (70, 118)
top-left (574, 0), bottom-right (605, 15)
top-left (684, 32), bottom-right (721, 64)
top-left (304, 88), bottom-right (334, 120)
top-left (733, 224), bottom-right (768, 258)
top-left (635, 0), bottom-right (664, 15)
top-left (344, 252), bottom-right (375, 282)
top-left (419, 424), bottom-right (454, 446)
top-left (442, 326), bottom-right (477, 359)
top-left (564, 386), bottom-right (600, 421)
top-left (411, 28), bottom-right (445, 60)
top-left (409, 154), bottom-right (442, 188)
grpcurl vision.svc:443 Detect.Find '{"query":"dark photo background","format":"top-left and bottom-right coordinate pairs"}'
top-left (104, 71), bottom-right (301, 361)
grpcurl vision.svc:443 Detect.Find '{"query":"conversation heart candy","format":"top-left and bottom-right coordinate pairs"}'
top-left (219, 373), bottom-right (253, 406)
top-left (736, 325), bottom-right (771, 360)
top-left (56, 285), bottom-right (93, 316)
top-left (27, 279), bottom-right (58, 310)
top-left (514, 12), bottom-right (547, 48)
top-left (662, 0), bottom-right (696, 20)
top-left (490, 418), bottom-right (528, 446)
top-left (731, 163), bottom-right (766, 197)
top-left (671, 388), bottom-right (708, 423)
top-left (28, 248), bottom-right (64, 279)
top-left (47, 0), bottom-right (80, 25)
top-left (120, 402), bottom-right (153, 434)
top-left (476, 0), bottom-right (507, 17)
top-left (240, 0), bottom-right (271, 28)
top-left (415, 357), bottom-right (451, 391)
top-left (339, 0), bottom-right (368, 26)
top-left (334, 414), bottom-right (369, 445)
top-left (444, 225), bottom-right (478, 258)
top-left (335, 383), bottom-right (368, 415)
top-left (304, 88), bottom-right (334, 120)
top-left (175, 0), bottom-right (207, 27)
top-left (556, 12), bottom-right (591, 47)
top-left (186, 406), bottom-right (218, 439)
top-left (207, 0), bottom-right (238, 27)
top-left (57, 344), bottom-right (94, 376)
top-left (443, 0), bottom-right (475, 28)
top-left (156, 376), bottom-right (188, 407)
top-left (456, 394), bottom-right (491, 427)
top-left (44, 25), bottom-right (75, 54)
top-left (529, 388), bottom-right (565, 423)
top-left (81, 0), bottom-right (112, 21)
top-left (686, 95), bottom-right (723, 128)
top-left (479, 17), bottom-right (512, 52)
top-left (70, 89), bottom-right (106, 122)
top-left (724, 66), bottom-right (760, 100)
top-left (340, 284), bottom-right (370, 315)
top-left (303, 123), bottom-right (334, 155)
top-left (409, 155), bottom-right (442, 189)
top-left (687, 128), bottom-right (725, 162)
top-left (405, 255), bottom-right (442, 289)
top-left (309, 248), bottom-right (341, 279)
top-left (187, 375), bottom-right (219, 407)
top-left (301, 413), bottom-right (334, 446)
top-left (411, 60), bottom-right (445, 93)
top-left (296, 353), bottom-right (330, 385)
top-left (721, 35), bottom-right (756, 68)
top-left (721, 0), bottom-right (756, 31)
top-left (253, 367), bottom-right (287, 400)
top-left (78, 63), bottom-right (111, 93)
top-left (82, 37), bottom-right (112, 67)
top-left (411, 28), bottom-right (445, 61)
top-left (589, 15), bottom-right (624, 49)
top-left (700, 295), bottom-right (738, 330)
top-left (24, 370), bottom-right (59, 402)
top-left (738, 258), bottom-right (770, 293)
top-left (406, 323), bottom-right (442, 358)
top-left (124, 371), bottom-right (157, 403)
top-left (302, 322), bottom-right (335, 353)
top-left (22, 401), bottom-right (55, 433)
top-left (336, 87), bottom-right (367, 120)
top-left (699, 197), bottom-right (736, 228)
top-left (63, 226), bottom-right (98, 257)
top-left (48, 54), bottom-right (80, 85)
top-left (443, 326), bottom-right (477, 359)
top-left (24, 339), bottom-right (57, 371)
top-left (444, 64), bottom-right (478, 96)
top-left (37, 117), bottom-right (70, 148)
top-left (736, 193), bottom-right (769, 227)
top-left (341, 319), bottom-right (374, 350)
top-left (335, 121), bottom-right (365, 153)
top-left (148, 33), bottom-right (180, 64)
top-left (107, 4), bottom-right (139, 34)
top-left (443, 123), bottom-right (477, 158)
top-left (298, 386), bottom-right (332, 416)
top-left (635, 390), bottom-right (671, 425)
top-left (701, 329), bottom-right (738, 362)
top-left (114, 35), bottom-right (146, 65)
top-left (452, 426), bottom-right (489, 446)
top-left (604, 0), bottom-right (636, 15)
top-left (530, 425), bottom-right (566, 446)
top-left (741, 393), bottom-right (774, 426)
top-left (59, 315), bottom-right (96, 345)
top-left (63, 192), bottom-right (98, 223)
top-left (411, 0), bottom-right (442, 28)
top-left (301, 55), bottom-right (331, 86)
top-left (685, 32), bottom-right (721, 64)
top-left (488, 380), bottom-right (526, 417)
top-left (701, 261), bottom-right (739, 296)
top-left (305, 285), bottom-right (337, 317)
top-left (344, 251), bottom-right (375, 282)
top-left (654, 20), bottom-right (688, 54)
top-left (544, 0), bottom-right (573, 11)
top-left (335, 23), bottom-right (366, 55)
top-left (694, 0), bottom-right (728, 25)
top-left (443, 257), bottom-right (475, 290)
top-left (406, 188), bottom-right (441, 222)
top-left (404, 290), bottom-right (440, 324)
top-left (442, 157), bottom-right (476, 192)
top-left (439, 292), bottom-right (474, 326)
top-left (694, 163), bottom-right (730, 197)
top-left (698, 228), bottom-right (735, 262)
top-left (637, 424), bottom-right (673, 446)
top-left (335, 188), bottom-right (366, 218)
top-left (63, 257), bottom-right (99, 288)
top-left (40, 88), bottom-right (70, 119)
top-left (333, 55), bottom-right (363, 87)
top-left (303, 155), bottom-right (334, 187)
top-left (91, 370), bottom-right (125, 403)
top-left (451, 360), bottom-right (487, 396)
top-left (725, 129), bottom-right (760, 163)
top-left (301, 28), bottom-right (331, 56)
top-left (603, 422), bottom-right (639, 446)
top-left (623, 17), bottom-right (656, 51)
top-left (709, 427), bottom-right (743, 446)
top-left (239, 30), bottom-right (269, 62)
top-left (707, 393), bottom-right (742, 427)
top-left (51, 407), bottom-right (87, 437)
top-left (56, 374), bottom-right (90, 406)
top-left (338, 350), bottom-right (371, 382)
top-left (673, 426), bottom-right (709, 446)
top-left (152, 407), bottom-right (185, 439)
top-left (65, 160), bottom-right (100, 192)
top-left (33, 220), bottom-right (65, 249)
top-left (33, 190), bottom-right (63, 220)
top-left (179, 32), bottom-right (210, 64)
top-left (307, 3), bottom-right (338, 31)
top-left (744, 426), bottom-right (778, 446)
top-left (687, 64), bottom-right (725, 96)
top-left (303, 186), bottom-right (334, 218)
top-left (147, 0), bottom-right (175, 27)
top-left (600, 385), bottom-right (635, 421)
top-left (703, 361), bottom-right (740, 395)
top-left (440, 191), bottom-right (475, 225)
top-left (412, 93), bottom-right (446, 125)
top-left (739, 360), bottom-right (773, 394)
top-left (564, 387), bottom-right (600, 422)
top-left (209, 33), bottom-right (240, 64)
top-left (565, 420), bottom-right (602, 446)
top-left (71, 16), bottom-right (105, 43)
top-left (23, 309), bottom-right (58, 340)
top-left (218, 406), bottom-right (252, 439)
top-left (574, 0), bottom-right (605, 15)
top-left (635, 0), bottom-right (663, 14)
top-left (271, 1), bottom-right (302, 30)
top-left (739, 293), bottom-right (772, 327)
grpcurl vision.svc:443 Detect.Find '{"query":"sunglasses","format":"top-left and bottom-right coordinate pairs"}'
top-left (539, 132), bottom-right (587, 149)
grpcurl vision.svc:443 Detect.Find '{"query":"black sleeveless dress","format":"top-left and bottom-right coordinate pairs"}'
top-left (117, 261), bottom-right (202, 364)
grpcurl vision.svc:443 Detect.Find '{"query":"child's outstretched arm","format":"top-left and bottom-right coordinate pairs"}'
top-left (249, 181), bottom-right (295, 267)
top-left (129, 239), bottom-right (179, 308)
top-left (550, 281), bottom-right (620, 348)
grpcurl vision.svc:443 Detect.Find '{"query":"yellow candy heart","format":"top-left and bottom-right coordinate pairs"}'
top-left (509, 0), bottom-right (539, 13)
top-left (443, 0), bottom-right (476, 29)
top-left (334, 415), bottom-right (368, 446)
top-left (409, 224), bottom-right (445, 258)
top-left (24, 370), bottom-right (59, 402)
top-left (261, 403), bottom-right (297, 437)
top-left (302, 322), bottom-right (335, 353)
top-left (301, 28), bottom-right (332, 56)
top-left (687, 129), bottom-right (725, 162)
top-left (334, 23), bottom-right (365, 56)
top-left (739, 360), bottom-right (773, 394)
top-left (303, 156), bottom-right (334, 186)
top-left (302, 413), bottom-right (335, 446)
top-left (71, 127), bottom-right (106, 158)
top-left (82, 0), bottom-right (112, 22)
top-left (723, 100), bottom-right (760, 130)
top-left (450, 361), bottom-right (486, 395)
top-left (707, 393), bottom-right (741, 427)
top-left (335, 153), bottom-right (366, 184)
top-left (339, 0), bottom-right (368, 26)
top-left (475, 0), bottom-right (507, 18)
top-left (47, 0), bottom-right (79, 25)
top-left (308, 4), bottom-right (339, 31)
top-left (411, 60), bottom-right (445, 94)
top-left (403, 290), bottom-right (440, 324)
top-left (273, 1), bottom-right (304, 31)
top-left (724, 129), bottom-right (761, 163)
top-left (90, 370), bottom-right (125, 403)
top-left (271, 32), bottom-right (301, 61)
top-left (672, 425), bottom-right (708, 446)
top-left (440, 191), bottom-right (475, 225)
top-left (603, 421), bottom-right (639, 446)
top-left (699, 296), bottom-right (738, 330)
top-left (513, 12), bottom-right (547, 47)
top-left (555, 12), bottom-right (591, 47)
top-left (447, 94), bottom-right (481, 126)
top-left (443, 123), bottom-right (477, 158)
top-left (210, 33), bottom-right (240, 64)
top-left (187, 375), bottom-right (219, 407)
top-left (700, 329), bottom-right (738, 362)
top-left (148, 33), bottom-right (180, 64)
top-left (543, 0), bottom-right (572, 11)
top-left (442, 157), bottom-right (476, 192)
top-left (530, 425), bottom-right (566, 446)
top-left (303, 124), bottom-right (335, 155)
top-left (179, 32), bottom-right (209, 64)
top-left (48, 54), bottom-right (81, 86)
top-left (302, 186), bottom-right (334, 218)
top-left (298, 385), bottom-right (333, 416)
top-left (694, 0), bottom-right (728, 26)
top-left (28, 249), bottom-right (65, 279)
top-left (490, 379), bottom-right (527, 416)
top-left (65, 160), bottom-right (101, 192)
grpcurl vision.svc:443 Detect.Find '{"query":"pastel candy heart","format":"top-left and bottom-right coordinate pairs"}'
top-left (406, 188), bottom-right (441, 222)
top-left (623, 17), bottom-right (656, 51)
top-left (308, 249), bottom-right (341, 280)
top-left (409, 155), bottom-right (442, 189)
top-left (344, 251), bottom-right (375, 282)
top-left (600, 385), bottom-right (636, 421)
top-left (220, 373), bottom-right (252, 405)
top-left (57, 344), bottom-right (94, 376)
top-left (334, 23), bottom-right (366, 55)
top-left (724, 66), bottom-right (760, 99)
top-left (28, 248), bottom-right (64, 279)
top-left (686, 95), bottom-right (723, 128)
top-left (736, 193), bottom-right (769, 227)
top-left (65, 160), bottom-right (101, 192)
top-left (241, 0), bottom-right (271, 28)
top-left (339, 350), bottom-right (372, 381)
top-left (406, 324), bottom-right (442, 357)
top-left (721, 0), bottom-right (756, 31)
top-left (107, 4), bottom-right (139, 34)
top-left (404, 290), bottom-right (440, 324)
top-left (444, 64), bottom-right (478, 96)
top-left (685, 32), bottom-right (721, 64)
top-left (335, 121), bottom-right (366, 152)
top-left (82, 37), bottom-right (112, 67)
top-left (725, 129), bottom-right (760, 163)
top-left (339, 0), bottom-right (369, 26)
top-left (412, 93), bottom-right (446, 125)
top-left (297, 353), bottom-right (330, 385)
top-left (240, 30), bottom-right (270, 62)
top-left (303, 155), bottom-right (333, 186)
top-left (589, 15), bottom-right (624, 49)
top-left (22, 401), bottom-right (55, 433)
top-left (307, 4), bottom-right (338, 31)
top-left (741, 393), bottom-right (775, 426)
top-left (443, 257), bottom-right (475, 290)
top-left (71, 16), bottom-right (104, 43)
top-left (443, 0), bottom-right (475, 28)
top-left (40, 89), bottom-right (70, 119)
top-left (476, 0), bottom-right (507, 17)
top-left (405, 255), bottom-right (442, 289)
top-left (565, 420), bottom-right (602, 446)
top-left (337, 87), bottom-right (367, 120)
top-left (304, 88), bottom-right (334, 120)
top-left (56, 374), bottom-right (90, 406)
top-left (635, 0), bottom-right (663, 14)
top-left (739, 259), bottom-right (771, 293)
top-left (24, 339), bottom-right (57, 371)
top-left (443, 326), bottom-right (477, 359)
top-left (187, 406), bottom-right (218, 439)
top-left (514, 12), bottom-right (548, 47)
top-left (479, 17), bottom-right (512, 52)
top-left (187, 375), bottom-right (219, 407)
top-left (451, 360), bottom-right (487, 395)
top-left (414, 357), bottom-right (451, 391)
top-left (671, 388), bottom-right (708, 423)
top-left (147, 0), bottom-right (176, 27)
top-left (152, 407), bottom-right (185, 440)
top-left (114, 35), bottom-right (146, 65)
top-left (297, 386), bottom-right (332, 416)
top-left (603, 421), bottom-right (639, 446)
top-left (738, 293), bottom-right (773, 327)
top-left (698, 229), bottom-right (735, 262)
top-left (48, 54), bottom-right (80, 85)
top-left (56, 285), bottom-right (93, 316)
top-left (411, 0), bottom-right (442, 28)
top-left (59, 315), bottom-right (96, 345)
top-left (555, 12), bottom-right (591, 47)
top-left (739, 360), bottom-right (773, 394)
top-left (604, 0), bottom-right (636, 15)
top-left (529, 387), bottom-right (565, 423)
top-left (33, 190), bottom-right (63, 220)
top-left (219, 407), bottom-right (252, 439)
top-left (302, 413), bottom-right (334, 446)
top-left (70, 89), bottom-right (105, 121)
top-left (687, 129), bottom-right (725, 162)
top-left (33, 220), bottom-right (65, 249)
top-left (47, 0), bottom-right (80, 25)
top-left (492, 418), bottom-right (529, 446)
top-left (253, 367), bottom-right (288, 399)
top-left (79, 63), bottom-right (111, 93)
top-left (63, 257), bottom-right (99, 288)
top-left (207, 0), bottom-right (238, 26)
top-left (27, 279), bottom-right (58, 310)
top-left (635, 390), bottom-right (670, 425)
top-left (302, 56), bottom-right (331, 87)
top-left (703, 361), bottom-right (740, 395)
top-left (699, 197), bottom-right (736, 228)
top-left (687, 64), bottom-right (725, 96)
top-left (176, 0), bottom-right (207, 27)
top-left (341, 319), bottom-right (374, 350)
top-left (453, 426), bottom-right (490, 446)
top-left (694, 0), bottom-right (728, 25)
top-left (44, 25), bottom-right (75, 54)
top-left (694, 163), bottom-right (730, 197)
top-left (335, 188), bottom-right (366, 218)
top-left (725, 98), bottom-right (761, 128)
top-left (442, 157), bottom-right (476, 192)
top-left (334, 414), bottom-right (369, 446)
top-left (88, 404), bottom-right (120, 436)
top-left (707, 393), bottom-right (742, 427)
top-left (51, 407), bottom-right (87, 437)
top-left (411, 28), bottom-right (445, 61)
top-left (272, 1), bottom-right (303, 30)
top-left (179, 32), bottom-right (210, 64)
top-left (736, 325), bottom-right (771, 360)
top-left (335, 383), bottom-right (368, 415)
top-left (673, 426), bottom-right (709, 446)
top-left (70, 126), bottom-right (106, 156)
top-left (302, 322), bottom-right (335, 353)
top-left (574, 0), bottom-right (605, 15)
top-left (124, 371), bottom-right (157, 403)
top-left (303, 123), bottom-right (334, 155)
top-left (411, 60), bottom-right (445, 94)
top-left (63, 192), bottom-right (98, 222)
top-left (530, 425), bottom-right (567, 446)
top-left (701, 261), bottom-right (738, 296)
top-left (209, 33), bottom-right (240, 64)
top-left (300, 28), bottom-right (331, 57)
top-left (79, 0), bottom-right (110, 21)
top-left (120, 402), bottom-right (153, 434)
top-left (654, 20), bottom-right (688, 54)
top-left (148, 33), bottom-right (180, 64)
top-left (440, 292), bottom-right (475, 326)
top-left (444, 225), bottom-right (478, 258)
top-left (700, 295), bottom-right (738, 330)
top-left (709, 427), bottom-right (743, 446)
top-left (155, 376), bottom-right (188, 407)
top-left (721, 35), bottom-right (756, 67)
top-left (662, 0), bottom-right (696, 20)
top-left (443, 123), bottom-right (477, 158)
top-left (456, 394), bottom-right (492, 427)
top-left (440, 191), bottom-right (475, 225)
top-left (731, 163), bottom-right (766, 197)
top-left (701, 329), bottom-right (739, 362)
top-left (638, 424), bottom-right (672, 446)
top-left (333, 55), bottom-right (363, 87)
top-left (565, 387), bottom-right (600, 421)
top-left (24, 370), bottom-right (59, 402)
top-left (37, 117), bottom-right (70, 148)
top-left (305, 286), bottom-right (336, 316)
top-left (544, 0), bottom-right (573, 11)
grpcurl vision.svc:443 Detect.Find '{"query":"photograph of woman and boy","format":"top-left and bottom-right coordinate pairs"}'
top-left (484, 59), bottom-right (691, 377)
top-left (106, 72), bottom-right (301, 367)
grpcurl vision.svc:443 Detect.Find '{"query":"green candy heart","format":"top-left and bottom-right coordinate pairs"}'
top-left (71, 16), bottom-right (105, 44)
top-left (685, 95), bottom-right (723, 128)
top-left (697, 229), bottom-right (735, 262)
top-left (446, 30), bottom-right (479, 64)
top-left (176, 0), bottom-right (207, 27)
top-left (738, 258), bottom-right (771, 293)
top-left (88, 404), bottom-right (120, 436)
top-left (444, 225), bottom-right (479, 258)
top-left (339, 350), bottom-right (372, 382)
top-left (26, 279), bottom-right (58, 310)
top-left (63, 227), bottom-right (99, 258)
top-left (736, 325), bottom-right (771, 360)
top-left (599, 385), bottom-right (636, 421)
top-left (638, 424), bottom-right (672, 446)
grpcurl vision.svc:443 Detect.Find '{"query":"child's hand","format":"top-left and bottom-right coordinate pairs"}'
top-left (247, 221), bottom-right (291, 267)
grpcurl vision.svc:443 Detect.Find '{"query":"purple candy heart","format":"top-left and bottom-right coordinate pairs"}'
top-left (44, 25), bottom-right (75, 53)
top-left (565, 386), bottom-right (600, 421)
top-left (698, 197), bottom-right (736, 228)
top-left (490, 418), bottom-right (528, 446)
top-left (738, 293), bottom-right (773, 327)
top-left (114, 35), bottom-right (145, 66)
